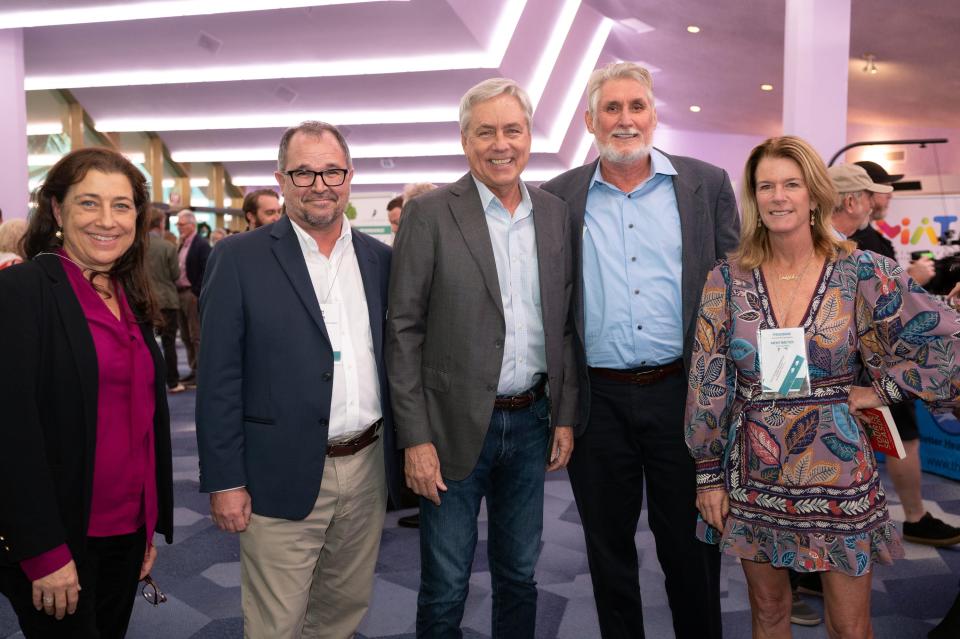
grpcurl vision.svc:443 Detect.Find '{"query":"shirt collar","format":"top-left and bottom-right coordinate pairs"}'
top-left (590, 147), bottom-right (678, 191)
top-left (472, 176), bottom-right (533, 218)
top-left (290, 214), bottom-right (352, 257)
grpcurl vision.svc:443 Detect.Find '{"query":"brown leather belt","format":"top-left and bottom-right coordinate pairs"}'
top-left (589, 360), bottom-right (683, 386)
top-left (326, 419), bottom-right (382, 458)
top-left (494, 376), bottom-right (547, 411)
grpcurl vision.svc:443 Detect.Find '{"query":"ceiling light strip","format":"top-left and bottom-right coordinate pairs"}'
top-left (23, 0), bottom-right (524, 89)
top-left (527, 0), bottom-right (581, 108)
top-left (1, 0), bottom-right (403, 30)
top-left (231, 167), bottom-right (564, 187)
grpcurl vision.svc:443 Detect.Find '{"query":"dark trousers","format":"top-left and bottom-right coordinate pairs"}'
top-left (0, 530), bottom-right (145, 639)
top-left (568, 369), bottom-right (722, 639)
top-left (177, 288), bottom-right (200, 374)
top-left (159, 308), bottom-right (180, 388)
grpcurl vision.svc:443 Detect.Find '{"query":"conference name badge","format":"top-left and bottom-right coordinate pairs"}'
top-left (758, 327), bottom-right (811, 399)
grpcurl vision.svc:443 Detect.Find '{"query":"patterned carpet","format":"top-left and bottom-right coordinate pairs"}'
top-left (3, 383), bottom-right (959, 638)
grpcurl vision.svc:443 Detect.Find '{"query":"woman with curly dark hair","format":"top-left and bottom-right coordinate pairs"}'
top-left (0, 147), bottom-right (173, 637)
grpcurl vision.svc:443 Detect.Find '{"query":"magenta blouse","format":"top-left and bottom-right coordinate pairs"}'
top-left (20, 254), bottom-right (157, 581)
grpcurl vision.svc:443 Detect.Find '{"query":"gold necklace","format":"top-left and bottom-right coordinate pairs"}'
top-left (768, 252), bottom-right (818, 327)
top-left (776, 250), bottom-right (816, 281)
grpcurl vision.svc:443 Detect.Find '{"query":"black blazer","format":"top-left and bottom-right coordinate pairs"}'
top-left (196, 216), bottom-right (402, 520)
top-left (184, 234), bottom-right (211, 296)
top-left (0, 255), bottom-right (173, 568)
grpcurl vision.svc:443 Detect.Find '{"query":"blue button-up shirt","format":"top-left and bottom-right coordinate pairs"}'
top-left (582, 149), bottom-right (683, 368)
top-left (474, 177), bottom-right (547, 395)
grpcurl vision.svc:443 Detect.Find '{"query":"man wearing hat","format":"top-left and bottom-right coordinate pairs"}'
top-left (847, 161), bottom-right (958, 547)
top-left (827, 163), bottom-right (891, 238)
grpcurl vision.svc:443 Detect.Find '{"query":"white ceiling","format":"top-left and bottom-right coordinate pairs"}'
top-left (9, 0), bottom-right (960, 192)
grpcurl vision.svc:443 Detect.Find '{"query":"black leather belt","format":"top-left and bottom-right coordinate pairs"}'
top-left (589, 360), bottom-right (683, 386)
top-left (494, 376), bottom-right (547, 411)
top-left (326, 419), bottom-right (382, 457)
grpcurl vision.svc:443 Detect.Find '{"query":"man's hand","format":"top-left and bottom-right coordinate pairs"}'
top-left (947, 282), bottom-right (960, 308)
top-left (546, 426), bottom-right (573, 471)
top-left (139, 545), bottom-right (158, 581)
top-left (696, 488), bottom-right (729, 532)
top-left (908, 256), bottom-right (935, 286)
top-left (32, 560), bottom-right (80, 619)
top-left (405, 443), bottom-right (446, 506)
top-left (210, 487), bottom-right (252, 532)
top-left (848, 385), bottom-right (884, 417)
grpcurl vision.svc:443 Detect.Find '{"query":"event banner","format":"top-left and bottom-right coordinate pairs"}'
top-left (879, 193), bottom-right (960, 266)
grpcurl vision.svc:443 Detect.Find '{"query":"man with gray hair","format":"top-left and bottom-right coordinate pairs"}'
top-left (542, 61), bottom-right (738, 639)
top-left (197, 120), bottom-right (401, 637)
top-left (174, 209), bottom-right (210, 385)
top-left (387, 78), bottom-right (578, 636)
top-left (827, 163), bottom-right (891, 238)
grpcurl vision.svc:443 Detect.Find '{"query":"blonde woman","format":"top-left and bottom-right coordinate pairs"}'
top-left (685, 136), bottom-right (960, 638)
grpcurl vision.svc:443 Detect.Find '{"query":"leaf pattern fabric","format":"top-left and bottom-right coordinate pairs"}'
top-left (684, 250), bottom-right (960, 575)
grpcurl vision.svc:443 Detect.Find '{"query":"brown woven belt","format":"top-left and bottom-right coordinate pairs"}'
top-left (494, 376), bottom-right (547, 411)
top-left (588, 360), bottom-right (683, 386)
top-left (326, 419), bottom-right (382, 457)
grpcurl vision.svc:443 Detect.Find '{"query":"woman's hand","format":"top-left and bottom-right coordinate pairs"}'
top-left (139, 544), bottom-right (158, 581)
top-left (32, 560), bottom-right (80, 619)
top-left (847, 385), bottom-right (884, 417)
top-left (696, 488), bottom-right (729, 531)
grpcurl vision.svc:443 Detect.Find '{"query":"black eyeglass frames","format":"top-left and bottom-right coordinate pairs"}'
top-left (141, 574), bottom-right (168, 607)
top-left (282, 168), bottom-right (349, 188)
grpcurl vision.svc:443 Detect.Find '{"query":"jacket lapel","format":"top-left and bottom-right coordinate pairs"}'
top-left (269, 216), bottom-right (331, 347)
top-left (352, 232), bottom-right (384, 359)
top-left (448, 173), bottom-right (504, 318)
top-left (670, 154), bottom-right (706, 338)
top-left (37, 254), bottom-right (99, 453)
top-left (530, 186), bottom-right (561, 314)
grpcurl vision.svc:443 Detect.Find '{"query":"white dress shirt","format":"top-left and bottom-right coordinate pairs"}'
top-left (474, 177), bottom-right (546, 395)
top-left (291, 217), bottom-right (382, 440)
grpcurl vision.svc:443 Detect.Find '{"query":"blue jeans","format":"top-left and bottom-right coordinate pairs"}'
top-left (417, 395), bottom-right (550, 639)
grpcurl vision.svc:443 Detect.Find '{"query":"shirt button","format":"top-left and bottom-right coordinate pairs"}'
top-left (631, 257), bottom-right (637, 262)
top-left (628, 223), bottom-right (634, 229)
top-left (637, 325), bottom-right (642, 330)
top-left (634, 290), bottom-right (639, 295)
top-left (322, 372), bottom-right (332, 381)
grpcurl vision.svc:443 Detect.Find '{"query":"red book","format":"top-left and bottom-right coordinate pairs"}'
top-left (857, 406), bottom-right (907, 459)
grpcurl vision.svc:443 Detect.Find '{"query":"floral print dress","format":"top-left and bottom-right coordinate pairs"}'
top-left (685, 250), bottom-right (960, 575)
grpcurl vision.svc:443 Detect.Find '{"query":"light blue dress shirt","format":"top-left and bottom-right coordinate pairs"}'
top-left (582, 149), bottom-right (683, 368)
top-left (474, 177), bottom-right (547, 395)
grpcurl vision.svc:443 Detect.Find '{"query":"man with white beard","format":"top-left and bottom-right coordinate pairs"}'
top-left (541, 62), bottom-right (739, 639)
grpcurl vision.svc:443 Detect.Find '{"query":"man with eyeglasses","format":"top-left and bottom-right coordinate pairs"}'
top-left (196, 120), bottom-right (401, 638)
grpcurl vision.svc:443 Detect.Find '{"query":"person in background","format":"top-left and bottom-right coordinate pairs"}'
top-left (174, 209), bottom-right (210, 387)
top-left (242, 188), bottom-right (282, 230)
top-left (146, 208), bottom-right (185, 394)
top-left (687, 135), bottom-right (960, 639)
top-left (209, 228), bottom-right (227, 245)
top-left (541, 61), bottom-right (737, 639)
top-left (0, 218), bottom-right (27, 270)
top-left (386, 195), bottom-right (403, 234)
top-left (0, 147), bottom-right (174, 637)
top-left (827, 164), bottom-right (889, 239)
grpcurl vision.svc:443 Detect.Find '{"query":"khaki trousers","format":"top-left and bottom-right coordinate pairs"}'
top-left (239, 436), bottom-right (386, 639)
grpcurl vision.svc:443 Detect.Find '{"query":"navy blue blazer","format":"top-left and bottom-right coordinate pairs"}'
top-left (183, 233), bottom-right (211, 297)
top-left (196, 215), bottom-right (401, 520)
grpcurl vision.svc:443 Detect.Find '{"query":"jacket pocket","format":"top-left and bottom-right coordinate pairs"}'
top-left (243, 416), bottom-right (276, 425)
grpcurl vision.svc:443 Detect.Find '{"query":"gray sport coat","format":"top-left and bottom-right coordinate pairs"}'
top-left (540, 152), bottom-right (740, 432)
top-left (386, 173), bottom-right (579, 480)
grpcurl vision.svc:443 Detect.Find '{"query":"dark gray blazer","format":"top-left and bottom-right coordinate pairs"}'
top-left (196, 215), bottom-right (402, 519)
top-left (540, 152), bottom-right (740, 431)
top-left (386, 173), bottom-right (579, 480)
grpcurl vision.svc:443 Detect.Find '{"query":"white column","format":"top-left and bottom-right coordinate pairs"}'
top-left (782, 0), bottom-right (851, 162)
top-left (0, 29), bottom-right (28, 221)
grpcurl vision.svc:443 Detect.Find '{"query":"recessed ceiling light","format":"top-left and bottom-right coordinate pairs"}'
top-left (760, 84), bottom-right (774, 92)
top-left (687, 25), bottom-right (701, 33)
top-left (689, 105), bottom-right (701, 113)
